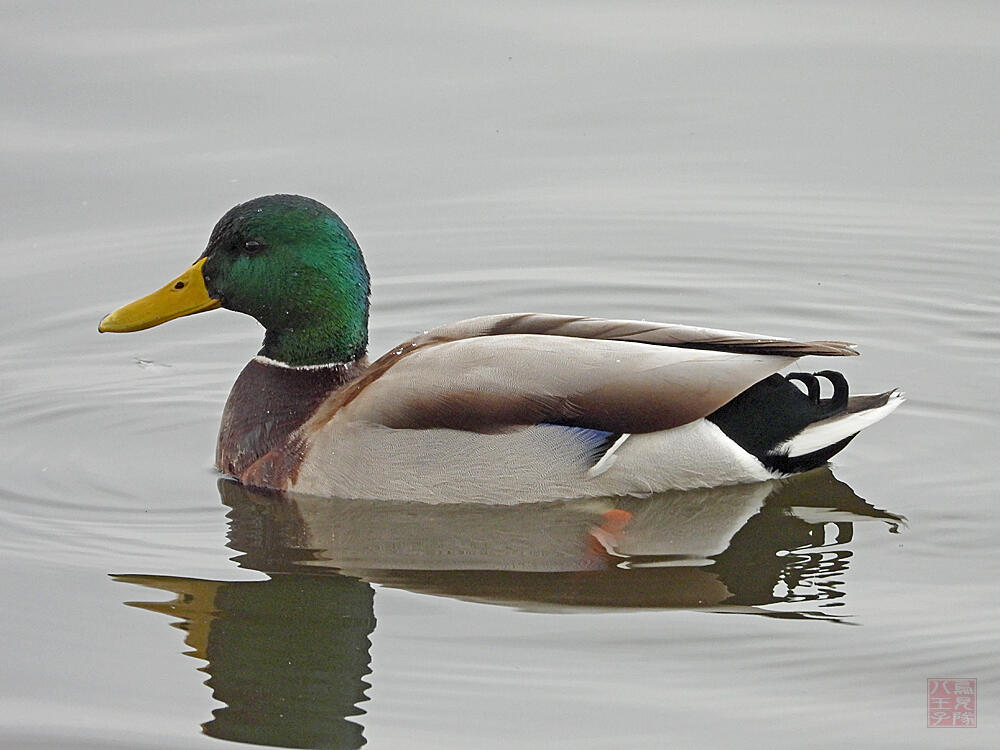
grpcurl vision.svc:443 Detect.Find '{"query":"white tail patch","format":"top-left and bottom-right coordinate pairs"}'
top-left (779, 391), bottom-right (904, 457)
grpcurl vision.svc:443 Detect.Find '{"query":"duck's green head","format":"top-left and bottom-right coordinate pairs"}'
top-left (99, 195), bottom-right (371, 366)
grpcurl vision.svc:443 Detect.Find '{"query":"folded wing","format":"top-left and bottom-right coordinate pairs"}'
top-left (315, 313), bottom-right (858, 435)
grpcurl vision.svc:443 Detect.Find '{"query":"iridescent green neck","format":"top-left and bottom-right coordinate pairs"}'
top-left (247, 221), bottom-right (371, 366)
top-left (259, 306), bottom-right (368, 366)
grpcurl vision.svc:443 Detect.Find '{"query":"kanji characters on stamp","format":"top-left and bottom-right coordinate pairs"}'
top-left (927, 678), bottom-right (976, 728)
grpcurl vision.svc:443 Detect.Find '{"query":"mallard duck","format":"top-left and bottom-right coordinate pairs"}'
top-left (99, 194), bottom-right (901, 503)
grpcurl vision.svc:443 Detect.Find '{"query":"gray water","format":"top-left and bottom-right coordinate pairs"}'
top-left (2, 3), bottom-right (998, 748)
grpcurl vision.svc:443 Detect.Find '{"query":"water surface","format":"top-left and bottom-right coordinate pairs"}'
top-left (1, 3), bottom-right (998, 748)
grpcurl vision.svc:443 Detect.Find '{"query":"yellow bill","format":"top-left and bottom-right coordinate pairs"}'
top-left (98, 256), bottom-right (221, 333)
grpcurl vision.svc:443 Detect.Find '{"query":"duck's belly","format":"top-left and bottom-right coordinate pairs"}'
top-left (288, 419), bottom-right (774, 504)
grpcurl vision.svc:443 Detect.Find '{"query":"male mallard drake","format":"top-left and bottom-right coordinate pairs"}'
top-left (100, 195), bottom-right (901, 503)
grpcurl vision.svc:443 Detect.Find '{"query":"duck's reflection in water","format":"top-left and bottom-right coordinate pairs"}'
top-left (115, 468), bottom-right (903, 749)
top-left (122, 573), bottom-right (373, 749)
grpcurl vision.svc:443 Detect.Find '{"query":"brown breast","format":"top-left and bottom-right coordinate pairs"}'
top-left (216, 357), bottom-right (364, 488)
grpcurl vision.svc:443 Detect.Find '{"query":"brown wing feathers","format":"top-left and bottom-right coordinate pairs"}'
top-left (302, 313), bottom-right (856, 438)
top-left (424, 314), bottom-right (858, 358)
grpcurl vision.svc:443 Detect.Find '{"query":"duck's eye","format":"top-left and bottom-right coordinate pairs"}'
top-left (243, 239), bottom-right (267, 253)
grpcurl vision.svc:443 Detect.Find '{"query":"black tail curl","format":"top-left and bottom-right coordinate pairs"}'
top-left (707, 371), bottom-right (855, 475)
top-left (785, 370), bottom-right (849, 412)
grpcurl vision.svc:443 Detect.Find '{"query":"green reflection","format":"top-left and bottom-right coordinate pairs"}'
top-left (116, 468), bottom-right (902, 748)
top-left (117, 573), bottom-right (374, 749)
